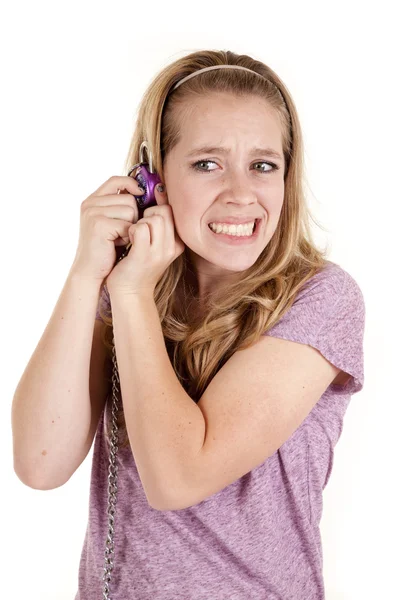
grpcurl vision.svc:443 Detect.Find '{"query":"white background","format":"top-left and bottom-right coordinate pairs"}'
top-left (2, 1), bottom-right (398, 598)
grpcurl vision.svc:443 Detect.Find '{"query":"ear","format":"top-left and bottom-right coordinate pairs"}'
top-left (154, 183), bottom-right (168, 205)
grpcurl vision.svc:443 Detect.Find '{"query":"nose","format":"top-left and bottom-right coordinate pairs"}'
top-left (221, 170), bottom-right (257, 206)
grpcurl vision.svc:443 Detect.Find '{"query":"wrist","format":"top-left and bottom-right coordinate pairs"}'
top-left (67, 266), bottom-right (104, 291)
top-left (108, 288), bottom-right (155, 307)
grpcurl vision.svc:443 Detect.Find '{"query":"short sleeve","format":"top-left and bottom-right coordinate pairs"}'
top-left (95, 283), bottom-right (111, 321)
top-left (263, 263), bottom-right (365, 396)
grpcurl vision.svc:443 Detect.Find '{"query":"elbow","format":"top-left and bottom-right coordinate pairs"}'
top-left (13, 461), bottom-right (69, 491)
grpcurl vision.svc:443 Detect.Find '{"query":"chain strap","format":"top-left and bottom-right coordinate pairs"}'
top-left (101, 151), bottom-right (149, 597)
top-left (101, 244), bottom-right (130, 599)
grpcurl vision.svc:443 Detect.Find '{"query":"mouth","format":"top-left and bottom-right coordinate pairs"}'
top-left (207, 218), bottom-right (262, 242)
top-left (208, 219), bottom-right (260, 236)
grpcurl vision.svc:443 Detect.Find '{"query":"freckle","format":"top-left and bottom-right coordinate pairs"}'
top-left (52, 420), bottom-right (55, 423)
top-left (42, 450), bottom-right (47, 456)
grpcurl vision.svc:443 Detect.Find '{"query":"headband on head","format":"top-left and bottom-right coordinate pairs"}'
top-left (171, 64), bottom-right (286, 106)
top-left (135, 65), bottom-right (286, 172)
top-left (171, 65), bottom-right (267, 91)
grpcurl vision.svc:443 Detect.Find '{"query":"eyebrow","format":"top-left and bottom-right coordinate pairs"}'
top-left (185, 145), bottom-right (284, 161)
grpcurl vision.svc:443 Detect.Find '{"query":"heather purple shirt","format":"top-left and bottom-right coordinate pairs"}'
top-left (75, 260), bottom-right (365, 599)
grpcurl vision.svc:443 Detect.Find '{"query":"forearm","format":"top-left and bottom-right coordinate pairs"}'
top-left (12, 269), bottom-right (102, 488)
top-left (110, 293), bottom-right (206, 509)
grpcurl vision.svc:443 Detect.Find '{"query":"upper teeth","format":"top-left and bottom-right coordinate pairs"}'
top-left (209, 221), bottom-right (256, 235)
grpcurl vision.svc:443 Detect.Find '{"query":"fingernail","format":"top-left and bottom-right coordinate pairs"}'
top-left (156, 184), bottom-right (164, 193)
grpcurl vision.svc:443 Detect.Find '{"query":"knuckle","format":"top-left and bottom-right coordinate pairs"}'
top-left (92, 215), bottom-right (104, 231)
top-left (131, 204), bottom-right (139, 220)
top-left (81, 199), bottom-right (91, 214)
top-left (84, 203), bottom-right (97, 216)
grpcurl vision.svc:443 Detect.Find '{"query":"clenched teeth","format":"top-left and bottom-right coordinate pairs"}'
top-left (209, 221), bottom-right (256, 236)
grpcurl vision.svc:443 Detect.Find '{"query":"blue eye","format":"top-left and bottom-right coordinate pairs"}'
top-left (191, 160), bottom-right (279, 174)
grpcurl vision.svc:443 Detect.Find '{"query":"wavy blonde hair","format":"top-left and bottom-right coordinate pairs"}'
top-left (98, 49), bottom-right (331, 449)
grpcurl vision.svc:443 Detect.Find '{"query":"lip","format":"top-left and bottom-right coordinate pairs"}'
top-left (207, 218), bottom-right (262, 244)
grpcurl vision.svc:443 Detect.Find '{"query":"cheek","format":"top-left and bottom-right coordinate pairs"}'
top-left (168, 196), bottom-right (195, 236)
top-left (170, 188), bottom-right (201, 223)
top-left (264, 185), bottom-right (285, 213)
top-left (265, 200), bottom-right (284, 235)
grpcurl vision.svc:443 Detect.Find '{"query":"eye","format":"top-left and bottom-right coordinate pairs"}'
top-left (253, 161), bottom-right (279, 173)
top-left (190, 160), bottom-right (279, 174)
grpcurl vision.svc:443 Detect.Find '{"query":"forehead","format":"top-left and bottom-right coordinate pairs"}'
top-left (173, 93), bottom-right (283, 152)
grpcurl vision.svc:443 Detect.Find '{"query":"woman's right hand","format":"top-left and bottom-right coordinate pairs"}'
top-left (70, 175), bottom-right (144, 282)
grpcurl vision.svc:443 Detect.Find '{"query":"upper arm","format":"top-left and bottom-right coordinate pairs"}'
top-left (162, 266), bottom-right (365, 511)
top-left (81, 318), bottom-right (110, 460)
top-left (172, 335), bottom-right (342, 510)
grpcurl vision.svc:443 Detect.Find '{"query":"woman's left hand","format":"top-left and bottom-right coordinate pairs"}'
top-left (106, 185), bottom-right (185, 297)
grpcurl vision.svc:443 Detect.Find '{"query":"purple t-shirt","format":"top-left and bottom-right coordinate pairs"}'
top-left (75, 260), bottom-right (365, 600)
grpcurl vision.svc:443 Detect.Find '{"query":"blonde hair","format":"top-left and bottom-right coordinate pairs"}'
top-left (99, 49), bottom-right (331, 449)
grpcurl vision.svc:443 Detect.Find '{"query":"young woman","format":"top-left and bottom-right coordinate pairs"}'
top-left (12, 49), bottom-right (365, 599)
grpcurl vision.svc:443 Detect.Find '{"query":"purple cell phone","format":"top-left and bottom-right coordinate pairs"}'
top-left (127, 141), bottom-right (162, 220)
top-left (115, 141), bottom-right (162, 262)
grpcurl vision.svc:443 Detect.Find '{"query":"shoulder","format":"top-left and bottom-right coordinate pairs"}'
top-left (264, 260), bottom-right (365, 394)
top-left (268, 261), bottom-right (365, 334)
top-left (293, 260), bottom-right (364, 307)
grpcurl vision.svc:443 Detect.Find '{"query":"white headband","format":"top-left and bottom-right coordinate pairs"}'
top-left (171, 65), bottom-right (267, 91)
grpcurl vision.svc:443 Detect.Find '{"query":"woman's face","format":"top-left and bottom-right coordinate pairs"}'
top-left (162, 92), bottom-right (285, 299)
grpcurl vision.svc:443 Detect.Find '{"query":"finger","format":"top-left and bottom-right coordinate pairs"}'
top-left (154, 183), bottom-right (168, 205)
top-left (143, 211), bottom-right (174, 255)
top-left (89, 192), bottom-right (136, 206)
top-left (128, 221), bottom-right (150, 251)
top-left (115, 237), bottom-right (130, 246)
top-left (84, 196), bottom-right (140, 226)
top-left (145, 204), bottom-right (176, 251)
top-left (145, 195), bottom-right (176, 248)
top-left (92, 175), bottom-right (145, 198)
top-left (142, 201), bottom-right (171, 220)
top-left (130, 214), bottom-right (165, 246)
top-left (142, 205), bottom-right (167, 218)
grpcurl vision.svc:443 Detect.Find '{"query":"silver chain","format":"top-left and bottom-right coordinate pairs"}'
top-left (101, 140), bottom-right (150, 597)
top-left (101, 245), bottom-right (130, 599)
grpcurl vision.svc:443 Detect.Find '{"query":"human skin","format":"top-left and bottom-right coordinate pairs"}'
top-left (162, 91), bottom-right (286, 308)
